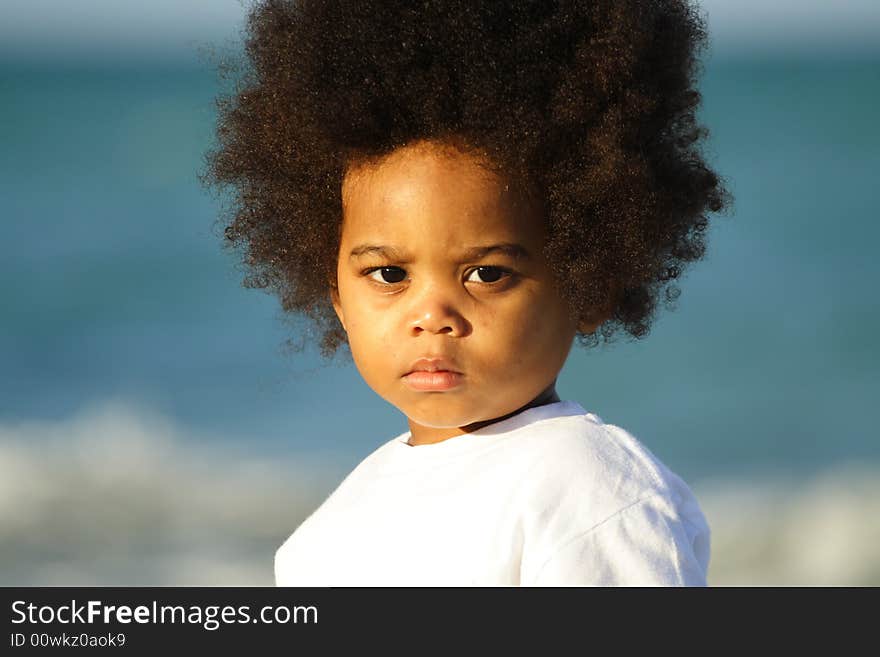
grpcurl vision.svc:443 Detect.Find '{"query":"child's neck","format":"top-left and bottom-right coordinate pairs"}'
top-left (406, 382), bottom-right (561, 446)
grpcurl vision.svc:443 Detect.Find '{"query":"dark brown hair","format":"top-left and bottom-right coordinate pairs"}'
top-left (203, 0), bottom-right (731, 360)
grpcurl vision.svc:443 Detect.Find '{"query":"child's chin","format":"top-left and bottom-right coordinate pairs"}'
top-left (398, 400), bottom-right (485, 430)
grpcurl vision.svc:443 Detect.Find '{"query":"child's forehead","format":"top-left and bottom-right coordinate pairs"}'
top-left (341, 203), bottom-right (531, 250)
top-left (343, 167), bottom-right (539, 241)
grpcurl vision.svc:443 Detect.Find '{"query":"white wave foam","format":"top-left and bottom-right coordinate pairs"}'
top-left (0, 398), bottom-right (341, 586)
top-left (2, 399), bottom-right (878, 585)
top-left (695, 467), bottom-right (880, 586)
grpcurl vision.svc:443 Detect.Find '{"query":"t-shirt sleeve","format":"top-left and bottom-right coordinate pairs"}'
top-left (525, 494), bottom-right (710, 586)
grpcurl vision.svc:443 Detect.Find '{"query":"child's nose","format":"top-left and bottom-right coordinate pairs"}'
top-left (407, 283), bottom-right (470, 337)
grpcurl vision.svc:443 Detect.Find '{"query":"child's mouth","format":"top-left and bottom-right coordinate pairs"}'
top-left (402, 370), bottom-right (464, 391)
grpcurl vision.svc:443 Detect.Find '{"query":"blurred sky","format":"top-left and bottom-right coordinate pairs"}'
top-left (1, 0), bottom-right (879, 62)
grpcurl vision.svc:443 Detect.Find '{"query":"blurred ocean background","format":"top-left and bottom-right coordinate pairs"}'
top-left (1, 1), bottom-right (878, 586)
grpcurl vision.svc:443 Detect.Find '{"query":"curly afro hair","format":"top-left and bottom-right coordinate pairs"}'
top-left (203, 0), bottom-right (731, 360)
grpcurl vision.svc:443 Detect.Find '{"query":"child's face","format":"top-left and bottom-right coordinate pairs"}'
top-left (332, 140), bottom-right (584, 444)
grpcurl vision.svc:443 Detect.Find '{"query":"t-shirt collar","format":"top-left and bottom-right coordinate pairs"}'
top-left (395, 399), bottom-right (587, 448)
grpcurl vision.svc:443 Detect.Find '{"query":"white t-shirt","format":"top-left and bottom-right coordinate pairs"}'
top-left (275, 400), bottom-right (710, 586)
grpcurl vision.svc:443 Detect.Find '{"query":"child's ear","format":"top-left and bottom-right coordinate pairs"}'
top-left (578, 318), bottom-right (602, 335)
top-left (577, 313), bottom-right (611, 335)
top-left (329, 283), bottom-right (346, 332)
top-left (577, 284), bottom-right (618, 334)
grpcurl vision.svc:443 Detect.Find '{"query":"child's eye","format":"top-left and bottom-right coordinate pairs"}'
top-left (465, 266), bottom-right (511, 285)
top-left (365, 266), bottom-right (407, 285)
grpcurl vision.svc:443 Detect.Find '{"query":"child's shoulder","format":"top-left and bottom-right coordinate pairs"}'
top-left (512, 403), bottom-right (697, 515)
top-left (510, 403), bottom-right (708, 569)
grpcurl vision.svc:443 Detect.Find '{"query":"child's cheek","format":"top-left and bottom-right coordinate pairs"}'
top-left (346, 302), bottom-right (396, 349)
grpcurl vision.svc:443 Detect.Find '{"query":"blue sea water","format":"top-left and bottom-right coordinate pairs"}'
top-left (1, 54), bottom-right (878, 487)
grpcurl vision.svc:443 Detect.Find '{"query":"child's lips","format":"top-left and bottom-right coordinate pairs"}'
top-left (404, 356), bottom-right (462, 376)
top-left (402, 370), bottom-right (464, 391)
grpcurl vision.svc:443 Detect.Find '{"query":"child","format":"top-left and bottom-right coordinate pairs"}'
top-left (204, 0), bottom-right (730, 585)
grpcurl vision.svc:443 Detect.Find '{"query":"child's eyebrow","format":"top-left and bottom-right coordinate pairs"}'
top-left (348, 243), bottom-right (532, 263)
